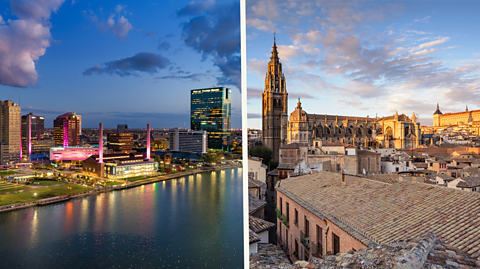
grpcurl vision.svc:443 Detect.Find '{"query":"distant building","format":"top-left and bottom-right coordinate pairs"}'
top-left (168, 128), bottom-right (207, 153)
top-left (107, 132), bottom-right (134, 153)
top-left (53, 112), bottom-right (81, 147)
top-left (0, 100), bottom-right (21, 164)
top-left (21, 113), bottom-right (45, 158)
top-left (117, 124), bottom-right (128, 133)
top-left (191, 87), bottom-right (231, 150)
top-left (30, 140), bottom-right (55, 161)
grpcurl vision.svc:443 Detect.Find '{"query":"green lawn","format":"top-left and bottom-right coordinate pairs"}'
top-left (0, 171), bottom-right (21, 176)
top-left (126, 176), bottom-right (147, 182)
top-left (31, 180), bottom-right (62, 186)
top-left (0, 186), bottom-right (30, 194)
top-left (0, 184), bottom-right (93, 205)
top-left (104, 181), bottom-right (122, 186)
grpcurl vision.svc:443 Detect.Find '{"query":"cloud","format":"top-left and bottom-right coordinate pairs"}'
top-left (247, 87), bottom-right (263, 99)
top-left (406, 30), bottom-right (428, 35)
top-left (411, 37), bottom-right (449, 52)
top-left (277, 45), bottom-right (301, 61)
top-left (289, 92), bottom-right (315, 99)
top-left (247, 18), bottom-right (276, 32)
top-left (155, 72), bottom-right (211, 82)
top-left (0, 0), bottom-right (65, 88)
top-left (177, 0), bottom-right (240, 90)
top-left (248, 113), bottom-right (262, 119)
top-left (414, 16), bottom-right (431, 23)
top-left (83, 52), bottom-right (169, 77)
top-left (87, 7), bottom-right (133, 40)
top-left (158, 41), bottom-right (170, 51)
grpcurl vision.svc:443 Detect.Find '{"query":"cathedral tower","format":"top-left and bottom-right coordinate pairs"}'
top-left (262, 36), bottom-right (288, 162)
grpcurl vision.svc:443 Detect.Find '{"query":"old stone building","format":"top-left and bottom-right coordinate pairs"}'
top-left (285, 98), bottom-right (421, 149)
top-left (262, 37), bottom-right (288, 162)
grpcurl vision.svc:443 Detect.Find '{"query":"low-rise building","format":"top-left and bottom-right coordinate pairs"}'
top-left (168, 128), bottom-right (207, 153)
top-left (83, 152), bottom-right (156, 179)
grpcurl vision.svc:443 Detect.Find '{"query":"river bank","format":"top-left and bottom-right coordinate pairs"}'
top-left (0, 164), bottom-right (241, 214)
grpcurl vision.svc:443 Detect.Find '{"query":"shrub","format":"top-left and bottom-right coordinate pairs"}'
top-left (165, 168), bottom-right (172, 174)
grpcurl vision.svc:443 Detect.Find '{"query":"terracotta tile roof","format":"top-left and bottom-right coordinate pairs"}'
top-left (280, 143), bottom-right (307, 149)
top-left (322, 142), bottom-right (351, 147)
top-left (456, 177), bottom-right (480, 188)
top-left (357, 150), bottom-right (380, 155)
top-left (249, 243), bottom-right (290, 267)
top-left (455, 158), bottom-right (473, 163)
top-left (276, 171), bottom-right (480, 257)
top-left (437, 173), bottom-right (455, 181)
top-left (249, 216), bottom-right (275, 234)
top-left (249, 230), bottom-right (261, 244)
top-left (248, 178), bottom-right (265, 189)
top-left (267, 168), bottom-right (278, 176)
top-left (248, 192), bottom-right (266, 215)
top-left (413, 162), bottom-right (428, 168)
top-left (364, 174), bottom-right (399, 184)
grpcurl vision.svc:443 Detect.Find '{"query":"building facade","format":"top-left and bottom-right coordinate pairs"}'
top-left (53, 112), bottom-right (81, 147)
top-left (0, 100), bottom-right (21, 164)
top-left (191, 87), bottom-right (231, 150)
top-left (168, 128), bottom-right (207, 153)
top-left (107, 132), bottom-right (134, 153)
top-left (21, 113), bottom-right (45, 158)
top-left (285, 99), bottom-right (421, 149)
top-left (262, 37), bottom-right (288, 163)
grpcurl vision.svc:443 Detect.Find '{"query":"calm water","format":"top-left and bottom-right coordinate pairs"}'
top-left (0, 168), bottom-right (244, 269)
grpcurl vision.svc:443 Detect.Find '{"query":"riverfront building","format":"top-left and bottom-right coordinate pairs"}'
top-left (191, 87), bottom-right (231, 150)
top-left (168, 128), bottom-right (207, 153)
top-left (0, 100), bottom-right (21, 165)
top-left (50, 146), bottom-right (101, 161)
top-left (53, 112), bottom-right (81, 147)
top-left (83, 152), bottom-right (156, 179)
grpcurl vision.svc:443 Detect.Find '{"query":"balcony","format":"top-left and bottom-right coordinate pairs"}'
top-left (300, 230), bottom-right (310, 249)
top-left (282, 214), bottom-right (289, 227)
top-left (310, 241), bottom-right (322, 258)
top-left (276, 234), bottom-right (290, 256)
top-left (275, 207), bottom-right (282, 220)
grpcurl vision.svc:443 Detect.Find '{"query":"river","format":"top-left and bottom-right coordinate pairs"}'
top-left (0, 168), bottom-right (244, 268)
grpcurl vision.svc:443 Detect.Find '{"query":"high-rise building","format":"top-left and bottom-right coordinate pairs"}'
top-left (191, 87), bottom-right (231, 150)
top-left (262, 37), bottom-right (288, 162)
top-left (169, 128), bottom-right (207, 153)
top-left (107, 132), bottom-right (134, 153)
top-left (53, 112), bottom-right (80, 147)
top-left (71, 112), bottom-right (82, 135)
top-left (21, 113), bottom-right (45, 157)
top-left (0, 100), bottom-right (21, 164)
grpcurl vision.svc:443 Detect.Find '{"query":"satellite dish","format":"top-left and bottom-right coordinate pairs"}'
top-left (344, 168), bottom-right (347, 173)
top-left (363, 168), bottom-right (366, 175)
top-left (403, 163), bottom-right (407, 171)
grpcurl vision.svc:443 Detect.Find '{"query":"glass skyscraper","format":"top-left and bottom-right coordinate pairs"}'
top-left (191, 87), bottom-right (231, 150)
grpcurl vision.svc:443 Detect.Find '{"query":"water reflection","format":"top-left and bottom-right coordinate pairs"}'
top-left (0, 168), bottom-right (243, 268)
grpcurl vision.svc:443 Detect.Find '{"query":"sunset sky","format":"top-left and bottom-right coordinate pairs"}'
top-left (0, 0), bottom-right (240, 128)
top-left (246, 0), bottom-right (480, 128)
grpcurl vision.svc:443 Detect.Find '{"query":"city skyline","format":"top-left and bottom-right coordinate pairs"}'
top-left (0, 0), bottom-right (241, 128)
top-left (246, 0), bottom-right (480, 128)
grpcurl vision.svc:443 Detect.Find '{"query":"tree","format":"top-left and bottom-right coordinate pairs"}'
top-left (200, 153), bottom-right (219, 165)
top-left (249, 146), bottom-right (273, 166)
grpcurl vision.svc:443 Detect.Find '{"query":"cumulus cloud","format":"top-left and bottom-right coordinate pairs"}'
top-left (83, 52), bottom-right (169, 77)
top-left (247, 18), bottom-right (276, 32)
top-left (155, 72), bottom-right (211, 82)
top-left (0, 0), bottom-right (65, 88)
top-left (177, 0), bottom-right (240, 90)
top-left (87, 6), bottom-right (133, 40)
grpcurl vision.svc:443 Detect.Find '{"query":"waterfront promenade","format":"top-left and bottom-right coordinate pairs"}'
top-left (0, 163), bottom-right (241, 213)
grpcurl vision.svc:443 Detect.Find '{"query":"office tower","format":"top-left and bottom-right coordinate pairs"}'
top-left (191, 87), bottom-right (231, 150)
top-left (21, 113), bottom-right (45, 157)
top-left (71, 112), bottom-right (82, 135)
top-left (107, 132), bottom-right (134, 153)
top-left (0, 100), bottom-right (21, 164)
top-left (53, 112), bottom-right (80, 147)
top-left (169, 128), bottom-right (207, 153)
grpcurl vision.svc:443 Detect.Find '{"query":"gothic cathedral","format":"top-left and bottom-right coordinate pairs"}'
top-left (262, 37), bottom-right (288, 162)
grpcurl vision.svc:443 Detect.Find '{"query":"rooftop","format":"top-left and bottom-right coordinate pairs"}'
top-left (249, 192), bottom-right (267, 215)
top-left (276, 171), bottom-right (480, 257)
top-left (249, 216), bottom-right (275, 234)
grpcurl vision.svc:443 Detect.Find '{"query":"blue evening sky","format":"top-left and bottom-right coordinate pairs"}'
top-left (0, 0), bottom-right (240, 128)
top-left (246, 0), bottom-right (480, 128)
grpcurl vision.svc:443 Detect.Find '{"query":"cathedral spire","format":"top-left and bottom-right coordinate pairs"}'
top-left (297, 98), bottom-right (302, 109)
top-left (466, 105), bottom-right (468, 112)
top-left (411, 112), bottom-right (417, 123)
top-left (270, 34), bottom-right (279, 62)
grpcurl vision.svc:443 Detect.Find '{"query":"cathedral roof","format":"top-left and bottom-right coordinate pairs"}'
top-left (289, 98), bottom-right (308, 122)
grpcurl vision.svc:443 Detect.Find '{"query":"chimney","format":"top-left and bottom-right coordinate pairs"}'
top-left (342, 173), bottom-right (346, 183)
top-left (28, 115), bottom-right (32, 156)
top-left (146, 123), bottom-right (151, 159)
top-left (99, 123), bottom-right (103, 163)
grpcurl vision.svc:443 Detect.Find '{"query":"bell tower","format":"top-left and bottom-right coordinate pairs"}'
top-left (262, 36), bottom-right (288, 163)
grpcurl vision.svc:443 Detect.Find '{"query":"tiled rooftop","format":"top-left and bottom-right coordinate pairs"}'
top-left (249, 230), bottom-right (261, 244)
top-left (456, 177), bottom-right (480, 188)
top-left (252, 233), bottom-right (480, 268)
top-left (250, 243), bottom-right (291, 268)
top-left (249, 216), bottom-right (275, 234)
top-left (276, 171), bottom-right (480, 258)
top-left (437, 173), bottom-right (454, 181)
top-left (249, 192), bottom-right (267, 215)
top-left (364, 174), bottom-right (399, 184)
